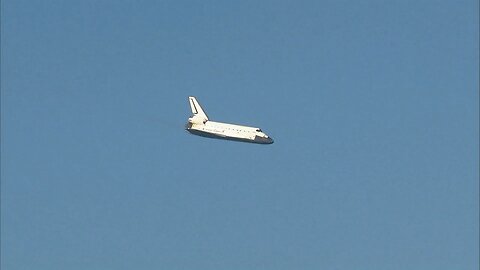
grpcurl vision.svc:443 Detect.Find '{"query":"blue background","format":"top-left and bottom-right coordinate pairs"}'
top-left (2, 1), bottom-right (478, 269)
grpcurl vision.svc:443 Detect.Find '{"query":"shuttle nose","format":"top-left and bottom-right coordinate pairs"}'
top-left (254, 135), bottom-right (274, 144)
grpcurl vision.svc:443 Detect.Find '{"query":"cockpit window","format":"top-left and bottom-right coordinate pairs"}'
top-left (256, 129), bottom-right (262, 132)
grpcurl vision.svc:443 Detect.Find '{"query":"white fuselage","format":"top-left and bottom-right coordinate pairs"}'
top-left (187, 121), bottom-right (274, 144)
top-left (185, 96), bottom-right (274, 144)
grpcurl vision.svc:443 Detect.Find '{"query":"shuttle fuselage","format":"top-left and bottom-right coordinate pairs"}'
top-left (185, 97), bottom-right (274, 144)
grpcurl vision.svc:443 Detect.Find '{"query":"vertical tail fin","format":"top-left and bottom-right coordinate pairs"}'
top-left (188, 96), bottom-right (209, 120)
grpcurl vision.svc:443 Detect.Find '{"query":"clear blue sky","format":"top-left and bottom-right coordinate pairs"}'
top-left (1, 0), bottom-right (478, 269)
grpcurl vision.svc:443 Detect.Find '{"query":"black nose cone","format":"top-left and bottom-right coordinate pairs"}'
top-left (254, 136), bottom-right (274, 144)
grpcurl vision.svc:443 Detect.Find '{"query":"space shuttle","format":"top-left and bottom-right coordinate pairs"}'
top-left (185, 96), bottom-right (274, 144)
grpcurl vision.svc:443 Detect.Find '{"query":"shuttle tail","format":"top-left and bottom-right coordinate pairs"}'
top-left (188, 96), bottom-right (209, 120)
